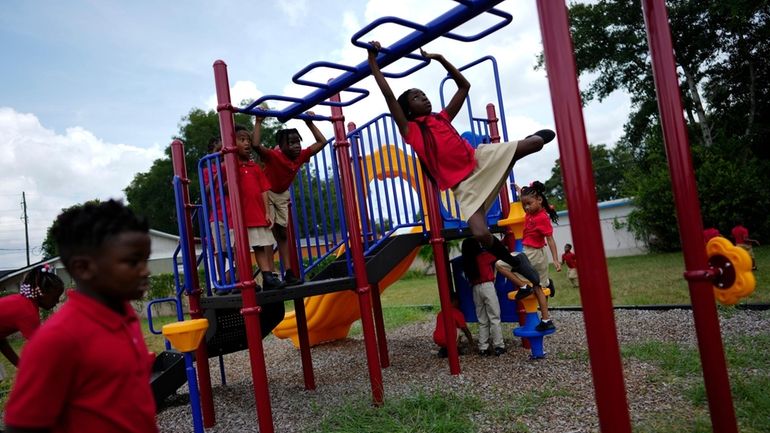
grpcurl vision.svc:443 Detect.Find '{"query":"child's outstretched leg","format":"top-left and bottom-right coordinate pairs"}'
top-left (533, 287), bottom-right (555, 331)
top-left (513, 129), bottom-right (555, 161)
top-left (468, 211), bottom-right (541, 285)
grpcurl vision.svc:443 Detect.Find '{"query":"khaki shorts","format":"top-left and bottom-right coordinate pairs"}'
top-left (524, 245), bottom-right (550, 286)
top-left (451, 140), bottom-right (519, 220)
top-left (248, 227), bottom-right (276, 247)
top-left (209, 221), bottom-right (234, 254)
top-left (737, 243), bottom-right (755, 260)
top-left (268, 189), bottom-right (291, 227)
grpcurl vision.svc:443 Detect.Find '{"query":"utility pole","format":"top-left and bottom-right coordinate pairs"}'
top-left (22, 191), bottom-right (30, 266)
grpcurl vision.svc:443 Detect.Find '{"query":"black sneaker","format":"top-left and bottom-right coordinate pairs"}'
top-left (478, 348), bottom-right (491, 357)
top-left (547, 279), bottom-right (556, 298)
top-left (283, 269), bottom-right (303, 286)
top-left (535, 320), bottom-right (556, 332)
top-left (262, 272), bottom-right (286, 291)
top-left (514, 285), bottom-right (534, 300)
top-left (493, 347), bottom-right (507, 356)
top-left (526, 129), bottom-right (556, 144)
top-left (437, 347), bottom-right (448, 358)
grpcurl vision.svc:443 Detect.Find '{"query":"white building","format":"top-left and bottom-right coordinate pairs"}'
top-left (552, 198), bottom-right (646, 257)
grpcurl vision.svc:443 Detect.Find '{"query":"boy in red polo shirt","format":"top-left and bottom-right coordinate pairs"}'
top-left (252, 110), bottom-right (329, 285)
top-left (561, 243), bottom-right (578, 288)
top-left (234, 126), bottom-right (285, 291)
top-left (4, 200), bottom-right (158, 433)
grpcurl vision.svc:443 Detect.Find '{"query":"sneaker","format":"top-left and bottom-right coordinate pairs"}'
top-left (535, 320), bottom-right (556, 332)
top-left (262, 272), bottom-right (286, 291)
top-left (283, 269), bottom-right (303, 286)
top-left (437, 347), bottom-right (448, 358)
top-left (548, 279), bottom-right (556, 298)
top-left (493, 347), bottom-right (507, 356)
top-left (526, 129), bottom-right (556, 144)
top-left (478, 348), bottom-right (491, 357)
top-left (514, 285), bottom-right (534, 300)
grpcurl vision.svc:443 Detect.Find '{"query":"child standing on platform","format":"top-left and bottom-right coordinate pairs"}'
top-left (461, 238), bottom-right (505, 356)
top-left (234, 125), bottom-right (284, 291)
top-left (432, 292), bottom-right (473, 358)
top-left (4, 200), bottom-right (158, 433)
top-left (561, 243), bottom-right (578, 288)
top-left (0, 265), bottom-right (64, 368)
top-left (252, 111), bottom-right (329, 285)
top-left (499, 181), bottom-right (560, 332)
top-left (367, 41), bottom-right (552, 295)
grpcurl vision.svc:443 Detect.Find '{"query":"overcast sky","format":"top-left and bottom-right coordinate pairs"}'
top-left (0, 0), bottom-right (630, 269)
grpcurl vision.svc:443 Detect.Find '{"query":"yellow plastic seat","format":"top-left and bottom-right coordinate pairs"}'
top-left (162, 319), bottom-right (209, 352)
top-left (706, 237), bottom-right (755, 305)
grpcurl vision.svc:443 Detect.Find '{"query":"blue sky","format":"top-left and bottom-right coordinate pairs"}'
top-left (0, 0), bottom-right (630, 269)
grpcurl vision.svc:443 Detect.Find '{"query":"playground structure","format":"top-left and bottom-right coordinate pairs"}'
top-left (152, 1), bottom-right (759, 433)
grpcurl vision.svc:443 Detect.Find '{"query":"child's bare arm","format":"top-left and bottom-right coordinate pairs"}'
top-left (251, 111), bottom-right (271, 158)
top-left (304, 111), bottom-right (329, 155)
top-left (367, 41), bottom-right (410, 137)
top-left (419, 47), bottom-right (470, 121)
top-left (461, 326), bottom-right (474, 347)
top-left (547, 236), bottom-right (562, 272)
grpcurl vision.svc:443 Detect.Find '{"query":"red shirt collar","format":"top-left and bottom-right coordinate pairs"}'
top-left (66, 290), bottom-right (139, 331)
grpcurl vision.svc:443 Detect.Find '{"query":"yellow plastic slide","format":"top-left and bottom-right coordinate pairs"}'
top-left (272, 236), bottom-right (420, 347)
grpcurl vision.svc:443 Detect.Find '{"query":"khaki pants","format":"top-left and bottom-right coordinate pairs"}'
top-left (472, 281), bottom-right (503, 350)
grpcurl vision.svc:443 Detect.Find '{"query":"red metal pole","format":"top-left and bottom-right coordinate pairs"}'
top-left (170, 140), bottom-right (216, 428)
top-left (329, 93), bottom-right (384, 405)
top-left (535, 2), bottom-right (632, 432)
top-left (286, 203), bottom-right (315, 390)
top-left (369, 282), bottom-right (390, 368)
top-left (213, 60), bottom-right (274, 433)
top-left (641, 2), bottom-right (738, 431)
top-left (423, 175), bottom-right (461, 375)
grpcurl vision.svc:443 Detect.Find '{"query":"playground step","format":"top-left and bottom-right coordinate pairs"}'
top-left (150, 350), bottom-right (186, 411)
top-left (201, 301), bottom-right (286, 357)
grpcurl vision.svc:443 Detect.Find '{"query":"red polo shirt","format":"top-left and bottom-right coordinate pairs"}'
top-left (263, 147), bottom-right (313, 193)
top-left (404, 110), bottom-right (476, 190)
top-left (202, 164), bottom-right (232, 224)
top-left (0, 294), bottom-right (39, 340)
top-left (523, 209), bottom-right (553, 249)
top-left (4, 291), bottom-right (158, 433)
top-left (239, 160), bottom-right (271, 228)
top-left (562, 251), bottom-right (577, 269)
top-left (731, 225), bottom-right (749, 245)
top-left (432, 307), bottom-right (467, 347)
top-left (472, 251), bottom-right (497, 285)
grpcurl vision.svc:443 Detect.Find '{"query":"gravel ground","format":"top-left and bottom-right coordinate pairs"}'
top-left (157, 309), bottom-right (770, 433)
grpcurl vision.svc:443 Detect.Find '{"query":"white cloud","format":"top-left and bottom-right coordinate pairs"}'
top-left (0, 107), bottom-right (163, 269)
top-left (205, 80), bottom-right (265, 111)
top-left (277, 0), bottom-right (310, 26)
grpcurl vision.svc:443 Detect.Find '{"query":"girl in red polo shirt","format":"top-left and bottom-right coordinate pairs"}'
top-left (367, 41), bottom-right (554, 291)
top-left (516, 181), bottom-right (561, 331)
top-left (0, 264), bottom-right (64, 369)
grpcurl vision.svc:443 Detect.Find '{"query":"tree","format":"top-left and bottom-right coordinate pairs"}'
top-left (552, 0), bottom-right (770, 250)
top-left (124, 106), bottom-right (281, 234)
top-left (41, 200), bottom-right (101, 259)
top-left (543, 143), bottom-right (631, 209)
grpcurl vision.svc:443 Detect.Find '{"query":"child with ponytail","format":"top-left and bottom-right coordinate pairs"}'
top-left (0, 264), bottom-right (64, 368)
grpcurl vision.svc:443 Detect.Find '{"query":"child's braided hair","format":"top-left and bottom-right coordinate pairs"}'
top-left (521, 181), bottom-right (559, 224)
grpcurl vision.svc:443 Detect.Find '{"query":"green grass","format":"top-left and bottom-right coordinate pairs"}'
top-left (622, 332), bottom-right (770, 432)
top-left (347, 305), bottom-right (436, 337)
top-left (310, 391), bottom-right (482, 433)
